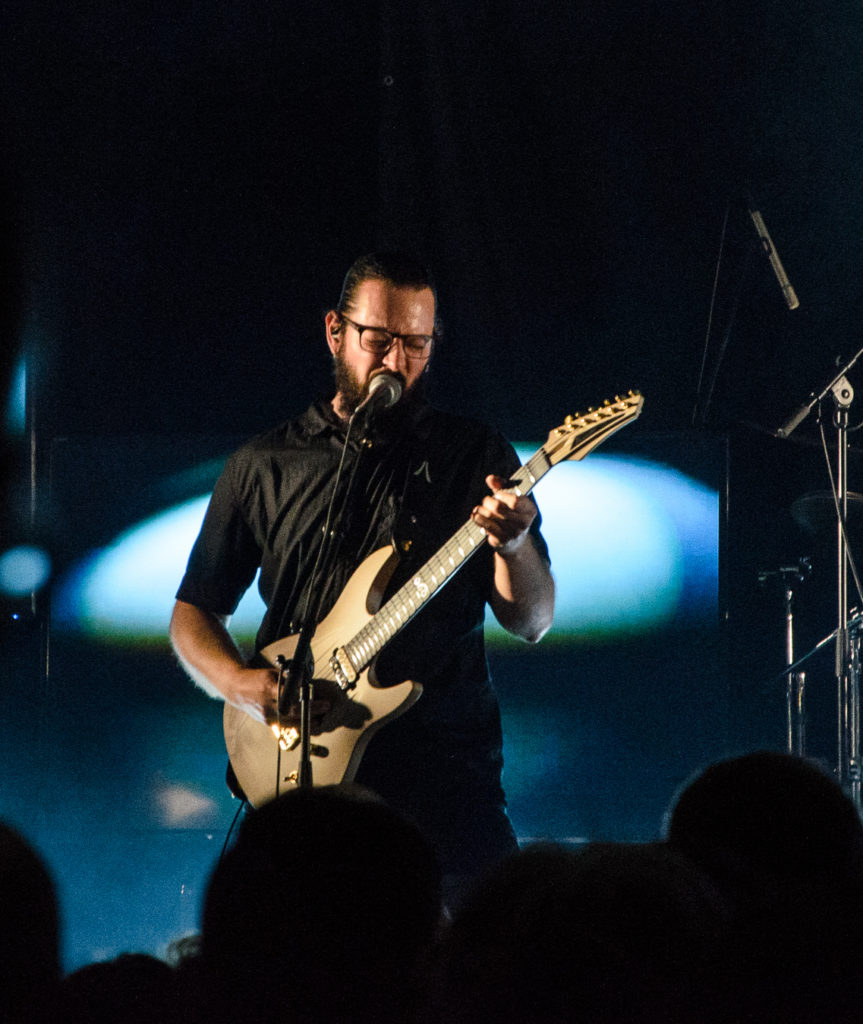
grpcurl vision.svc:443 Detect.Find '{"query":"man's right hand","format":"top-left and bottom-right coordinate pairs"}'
top-left (169, 601), bottom-right (332, 729)
top-left (170, 601), bottom-right (283, 721)
top-left (222, 665), bottom-right (281, 726)
top-left (224, 665), bottom-right (333, 730)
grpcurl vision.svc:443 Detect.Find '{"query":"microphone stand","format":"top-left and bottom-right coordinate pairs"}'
top-left (833, 387), bottom-right (860, 807)
top-left (777, 344), bottom-right (863, 439)
top-left (275, 409), bottom-right (373, 790)
top-left (273, 374), bottom-right (403, 791)
top-left (778, 350), bottom-right (863, 808)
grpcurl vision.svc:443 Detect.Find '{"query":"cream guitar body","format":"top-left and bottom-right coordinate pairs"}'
top-left (223, 546), bottom-right (421, 806)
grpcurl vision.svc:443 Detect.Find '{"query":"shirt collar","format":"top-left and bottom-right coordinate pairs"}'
top-left (301, 399), bottom-right (345, 437)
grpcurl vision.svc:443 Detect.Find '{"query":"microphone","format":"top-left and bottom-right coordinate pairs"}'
top-left (777, 401), bottom-right (812, 439)
top-left (777, 364), bottom-right (858, 438)
top-left (354, 370), bottom-right (404, 416)
top-left (746, 199), bottom-right (800, 310)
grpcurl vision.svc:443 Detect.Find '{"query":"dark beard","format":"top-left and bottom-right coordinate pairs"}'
top-left (332, 353), bottom-right (367, 416)
top-left (332, 352), bottom-right (428, 419)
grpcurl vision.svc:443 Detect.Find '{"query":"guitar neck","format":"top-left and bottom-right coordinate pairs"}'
top-left (337, 392), bottom-right (642, 678)
top-left (341, 450), bottom-right (552, 674)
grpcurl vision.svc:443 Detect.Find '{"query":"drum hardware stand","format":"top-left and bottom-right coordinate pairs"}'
top-left (758, 558), bottom-right (812, 756)
top-left (777, 345), bottom-right (863, 809)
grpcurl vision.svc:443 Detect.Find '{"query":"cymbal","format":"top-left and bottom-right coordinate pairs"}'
top-left (791, 490), bottom-right (863, 534)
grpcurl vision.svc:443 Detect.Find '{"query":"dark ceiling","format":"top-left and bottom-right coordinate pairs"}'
top-left (4, 0), bottom-right (862, 449)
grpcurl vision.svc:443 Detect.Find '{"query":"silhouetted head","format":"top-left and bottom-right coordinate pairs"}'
top-left (0, 821), bottom-right (60, 1022)
top-left (436, 840), bottom-right (730, 1024)
top-left (665, 751), bottom-right (863, 891)
top-left (60, 953), bottom-right (176, 1024)
top-left (201, 784), bottom-right (442, 1023)
top-left (665, 751), bottom-right (863, 1021)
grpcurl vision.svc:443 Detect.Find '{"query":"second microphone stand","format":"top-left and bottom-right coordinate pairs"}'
top-left (832, 384), bottom-right (861, 806)
top-left (779, 348), bottom-right (863, 809)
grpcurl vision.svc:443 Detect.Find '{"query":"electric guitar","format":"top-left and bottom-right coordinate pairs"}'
top-left (224, 391), bottom-right (644, 806)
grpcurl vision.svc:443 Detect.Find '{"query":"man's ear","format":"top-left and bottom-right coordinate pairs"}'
top-left (324, 310), bottom-right (342, 355)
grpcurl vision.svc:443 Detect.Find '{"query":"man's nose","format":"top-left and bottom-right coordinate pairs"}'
top-left (383, 337), bottom-right (408, 371)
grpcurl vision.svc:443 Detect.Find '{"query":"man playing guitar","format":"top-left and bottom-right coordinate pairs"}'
top-left (170, 251), bottom-right (555, 904)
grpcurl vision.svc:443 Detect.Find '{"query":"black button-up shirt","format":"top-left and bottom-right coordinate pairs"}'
top-left (177, 395), bottom-right (549, 871)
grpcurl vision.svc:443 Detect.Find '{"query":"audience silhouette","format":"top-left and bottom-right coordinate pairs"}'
top-left (0, 822), bottom-right (60, 1024)
top-left (189, 783), bottom-right (442, 1024)
top-left (59, 953), bottom-right (177, 1024)
top-left (428, 839), bottom-right (730, 1024)
top-left (8, 748), bottom-right (863, 1024)
top-left (665, 750), bottom-right (863, 1022)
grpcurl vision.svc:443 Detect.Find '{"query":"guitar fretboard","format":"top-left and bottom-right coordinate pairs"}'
top-left (341, 448), bottom-right (552, 674)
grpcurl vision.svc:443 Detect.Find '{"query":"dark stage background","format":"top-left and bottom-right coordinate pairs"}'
top-left (3, 0), bottom-right (863, 968)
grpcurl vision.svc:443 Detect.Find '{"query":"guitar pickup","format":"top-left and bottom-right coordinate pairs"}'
top-left (331, 647), bottom-right (358, 690)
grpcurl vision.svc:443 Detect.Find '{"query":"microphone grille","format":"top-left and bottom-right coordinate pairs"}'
top-left (368, 371), bottom-right (403, 408)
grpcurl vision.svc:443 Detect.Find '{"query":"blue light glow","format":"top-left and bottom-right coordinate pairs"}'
top-left (485, 451), bottom-right (719, 641)
top-left (52, 497), bottom-right (265, 641)
top-left (5, 355), bottom-right (26, 436)
top-left (0, 544), bottom-right (52, 596)
top-left (52, 453), bottom-right (718, 644)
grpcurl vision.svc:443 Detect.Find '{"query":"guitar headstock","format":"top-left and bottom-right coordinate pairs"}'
top-left (543, 391), bottom-right (644, 465)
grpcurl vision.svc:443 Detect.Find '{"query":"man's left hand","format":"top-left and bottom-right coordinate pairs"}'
top-left (471, 473), bottom-right (537, 556)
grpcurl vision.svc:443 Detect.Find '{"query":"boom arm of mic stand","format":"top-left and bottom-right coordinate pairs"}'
top-left (777, 343), bottom-right (863, 438)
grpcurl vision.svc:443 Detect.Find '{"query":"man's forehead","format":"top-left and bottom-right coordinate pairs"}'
top-left (349, 279), bottom-right (435, 318)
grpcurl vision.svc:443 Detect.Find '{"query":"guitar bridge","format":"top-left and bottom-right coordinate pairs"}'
top-left (271, 725), bottom-right (300, 751)
top-left (331, 647), bottom-right (358, 691)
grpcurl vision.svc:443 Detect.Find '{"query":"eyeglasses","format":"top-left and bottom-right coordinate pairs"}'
top-left (337, 313), bottom-right (434, 361)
